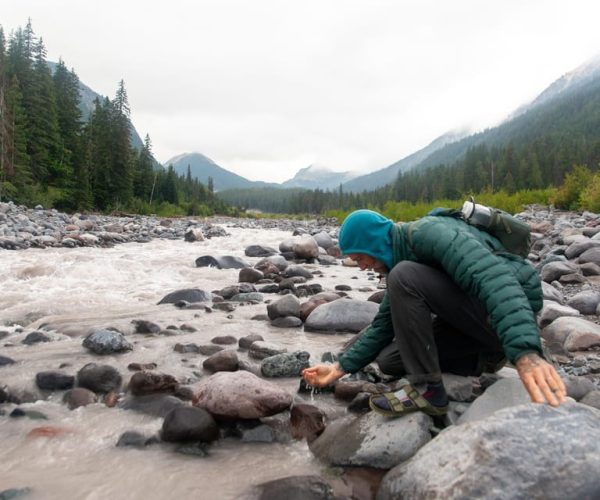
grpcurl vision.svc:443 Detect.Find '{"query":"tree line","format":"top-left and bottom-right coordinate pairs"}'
top-left (0, 20), bottom-right (232, 216)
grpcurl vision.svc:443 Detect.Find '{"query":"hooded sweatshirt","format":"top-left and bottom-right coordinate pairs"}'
top-left (338, 209), bottom-right (395, 270)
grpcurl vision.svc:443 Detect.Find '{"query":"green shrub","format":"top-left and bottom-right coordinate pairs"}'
top-left (579, 173), bottom-right (600, 213)
top-left (552, 165), bottom-right (594, 210)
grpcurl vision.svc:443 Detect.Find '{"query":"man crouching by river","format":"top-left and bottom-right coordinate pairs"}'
top-left (303, 209), bottom-right (566, 417)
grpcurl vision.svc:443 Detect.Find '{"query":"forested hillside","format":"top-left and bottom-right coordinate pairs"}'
top-left (0, 21), bottom-right (231, 216)
top-left (222, 57), bottom-right (600, 215)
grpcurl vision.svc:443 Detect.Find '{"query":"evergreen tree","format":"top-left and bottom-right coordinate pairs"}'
top-left (53, 59), bottom-right (82, 166)
top-left (133, 133), bottom-right (155, 201)
top-left (108, 80), bottom-right (133, 207)
top-left (26, 36), bottom-right (62, 184)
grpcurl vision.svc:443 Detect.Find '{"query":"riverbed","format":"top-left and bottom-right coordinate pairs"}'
top-left (0, 225), bottom-right (376, 499)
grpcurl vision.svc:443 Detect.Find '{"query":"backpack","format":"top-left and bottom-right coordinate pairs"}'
top-left (428, 197), bottom-right (532, 258)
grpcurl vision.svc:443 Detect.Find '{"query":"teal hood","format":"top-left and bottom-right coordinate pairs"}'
top-left (338, 210), bottom-right (394, 270)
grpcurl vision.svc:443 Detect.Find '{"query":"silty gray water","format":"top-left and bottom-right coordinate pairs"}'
top-left (0, 225), bottom-right (377, 499)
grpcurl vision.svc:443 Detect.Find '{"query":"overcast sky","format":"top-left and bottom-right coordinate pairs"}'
top-left (4, 1), bottom-right (600, 183)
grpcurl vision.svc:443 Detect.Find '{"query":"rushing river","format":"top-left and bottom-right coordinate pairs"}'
top-left (0, 225), bottom-right (378, 499)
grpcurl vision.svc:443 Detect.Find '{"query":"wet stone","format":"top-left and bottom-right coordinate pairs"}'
top-left (212, 302), bottom-right (236, 312)
top-left (120, 394), bottom-right (184, 417)
top-left (132, 320), bottom-right (161, 334)
top-left (248, 475), bottom-right (334, 500)
top-left (248, 341), bottom-right (288, 360)
top-left (290, 404), bottom-right (327, 443)
top-left (244, 245), bottom-right (278, 257)
top-left (82, 329), bottom-right (133, 355)
top-left (194, 371), bottom-right (293, 419)
top-left (195, 255), bottom-right (250, 269)
top-left (0, 488), bottom-right (33, 500)
top-left (239, 267), bottom-right (264, 283)
top-left (173, 343), bottom-right (200, 354)
top-left (128, 371), bottom-right (179, 396)
top-left (127, 362), bottom-right (158, 371)
top-left (231, 292), bottom-right (264, 302)
top-left (161, 406), bottom-right (219, 443)
top-left (239, 334), bottom-right (264, 349)
top-left (0, 355), bottom-right (15, 366)
top-left (77, 363), bottom-right (122, 393)
top-left (22, 331), bottom-right (52, 345)
top-left (211, 335), bottom-right (237, 345)
top-left (35, 371), bottom-right (75, 391)
top-left (261, 351), bottom-right (310, 378)
top-left (179, 323), bottom-right (197, 332)
top-left (203, 350), bottom-right (239, 373)
top-left (116, 430), bottom-right (158, 448)
top-left (267, 294), bottom-right (301, 320)
top-left (63, 387), bottom-right (98, 409)
top-left (271, 316), bottom-right (303, 328)
top-left (157, 288), bottom-right (212, 305)
top-left (175, 442), bottom-right (210, 457)
top-left (10, 408), bottom-right (48, 420)
top-left (198, 344), bottom-right (224, 356)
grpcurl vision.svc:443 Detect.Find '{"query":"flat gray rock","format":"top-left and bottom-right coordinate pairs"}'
top-left (457, 378), bottom-right (530, 424)
top-left (304, 298), bottom-right (379, 333)
top-left (378, 403), bottom-right (600, 500)
top-left (310, 411), bottom-right (432, 469)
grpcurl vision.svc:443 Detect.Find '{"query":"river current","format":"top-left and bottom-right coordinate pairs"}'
top-left (0, 224), bottom-right (376, 499)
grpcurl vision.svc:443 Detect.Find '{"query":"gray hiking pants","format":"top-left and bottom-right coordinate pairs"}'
top-left (376, 261), bottom-right (504, 383)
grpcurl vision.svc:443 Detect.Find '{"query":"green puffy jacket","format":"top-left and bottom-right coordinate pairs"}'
top-left (338, 215), bottom-right (543, 373)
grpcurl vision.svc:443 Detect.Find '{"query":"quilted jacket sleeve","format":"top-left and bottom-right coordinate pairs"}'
top-left (338, 294), bottom-right (395, 373)
top-left (409, 217), bottom-right (542, 363)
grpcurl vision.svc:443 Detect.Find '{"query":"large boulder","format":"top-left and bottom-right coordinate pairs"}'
top-left (193, 371), bottom-right (293, 419)
top-left (309, 411), bottom-right (432, 469)
top-left (377, 403), bottom-right (600, 500)
top-left (304, 299), bottom-right (379, 333)
top-left (195, 255), bottom-right (250, 269)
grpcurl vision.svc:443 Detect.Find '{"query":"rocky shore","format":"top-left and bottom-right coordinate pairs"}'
top-left (0, 201), bottom-right (337, 250)
top-left (1, 202), bottom-right (600, 499)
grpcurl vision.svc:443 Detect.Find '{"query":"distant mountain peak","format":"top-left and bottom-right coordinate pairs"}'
top-left (282, 164), bottom-right (357, 189)
top-left (165, 151), bottom-right (217, 166)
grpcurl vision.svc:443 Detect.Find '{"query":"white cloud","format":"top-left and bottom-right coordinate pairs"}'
top-left (4, 0), bottom-right (600, 182)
